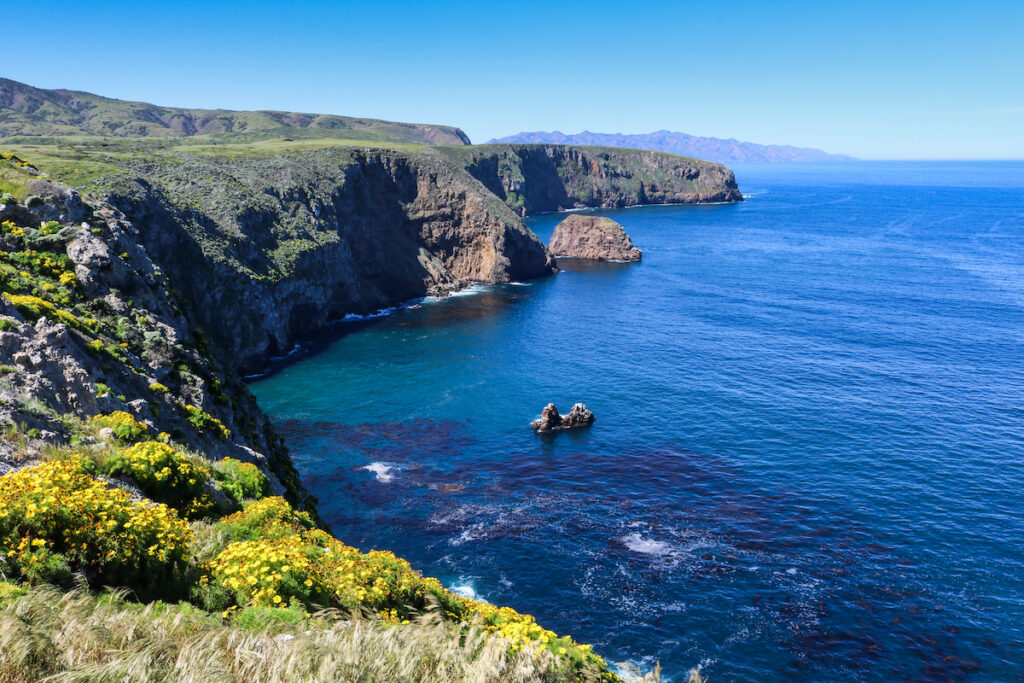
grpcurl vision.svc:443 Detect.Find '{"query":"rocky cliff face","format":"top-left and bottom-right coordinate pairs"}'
top-left (95, 147), bottom-right (556, 373)
top-left (0, 163), bottom-right (302, 497)
top-left (442, 144), bottom-right (742, 216)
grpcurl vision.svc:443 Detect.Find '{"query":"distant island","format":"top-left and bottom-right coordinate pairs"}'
top-left (489, 130), bottom-right (854, 164)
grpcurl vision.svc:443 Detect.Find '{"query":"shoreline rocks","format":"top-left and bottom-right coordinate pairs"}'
top-left (531, 403), bottom-right (595, 432)
top-left (548, 214), bottom-right (642, 262)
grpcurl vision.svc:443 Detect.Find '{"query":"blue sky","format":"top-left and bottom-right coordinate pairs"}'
top-left (5, 0), bottom-right (1022, 159)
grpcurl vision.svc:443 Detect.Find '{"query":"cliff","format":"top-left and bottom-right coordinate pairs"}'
top-left (490, 129), bottom-right (855, 163)
top-left (0, 155), bottom-right (303, 501)
top-left (442, 143), bottom-right (742, 215)
top-left (89, 147), bottom-right (555, 373)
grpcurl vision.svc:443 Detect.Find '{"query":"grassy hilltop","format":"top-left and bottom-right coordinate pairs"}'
top-left (0, 78), bottom-right (471, 145)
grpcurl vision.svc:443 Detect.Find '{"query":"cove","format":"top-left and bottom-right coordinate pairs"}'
top-left (250, 161), bottom-right (1024, 680)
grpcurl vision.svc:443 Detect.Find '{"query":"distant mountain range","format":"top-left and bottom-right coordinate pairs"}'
top-left (489, 130), bottom-right (854, 163)
top-left (0, 78), bottom-right (470, 145)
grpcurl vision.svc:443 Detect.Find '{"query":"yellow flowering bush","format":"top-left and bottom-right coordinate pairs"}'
top-left (212, 457), bottom-right (271, 503)
top-left (218, 496), bottom-right (315, 541)
top-left (181, 403), bottom-right (231, 441)
top-left (2, 292), bottom-right (84, 331)
top-left (205, 495), bottom-right (608, 675)
top-left (90, 411), bottom-right (149, 442)
top-left (208, 535), bottom-right (327, 608)
top-left (104, 441), bottom-right (211, 510)
top-left (0, 459), bottom-right (193, 588)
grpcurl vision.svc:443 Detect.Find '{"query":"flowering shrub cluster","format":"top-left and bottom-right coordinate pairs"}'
top-left (90, 411), bottom-right (149, 441)
top-left (104, 441), bottom-right (210, 510)
top-left (1, 292), bottom-right (86, 332)
top-left (0, 459), bottom-right (193, 588)
top-left (205, 496), bottom-right (609, 675)
top-left (210, 498), bottom-right (456, 616)
top-left (0, 446), bottom-right (613, 678)
top-left (212, 457), bottom-right (271, 503)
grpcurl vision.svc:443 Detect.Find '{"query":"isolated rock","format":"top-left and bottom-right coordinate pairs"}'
top-left (562, 403), bottom-right (596, 428)
top-left (548, 214), bottom-right (642, 262)
top-left (531, 402), bottom-right (595, 432)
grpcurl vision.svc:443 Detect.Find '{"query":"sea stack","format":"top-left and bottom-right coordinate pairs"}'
top-left (531, 403), bottom-right (596, 432)
top-left (548, 214), bottom-right (642, 262)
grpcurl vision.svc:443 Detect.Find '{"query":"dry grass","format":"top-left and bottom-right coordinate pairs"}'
top-left (0, 584), bottom-right (604, 682)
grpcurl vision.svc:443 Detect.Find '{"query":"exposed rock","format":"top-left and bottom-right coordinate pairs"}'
top-left (549, 214), bottom-right (642, 262)
top-left (446, 144), bottom-right (743, 216)
top-left (531, 403), bottom-right (595, 432)
top-left (99, 148), bottom-right (557, 372)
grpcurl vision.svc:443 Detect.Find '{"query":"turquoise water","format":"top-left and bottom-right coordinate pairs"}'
top-left (249, 162), bottom-right (1024, 681)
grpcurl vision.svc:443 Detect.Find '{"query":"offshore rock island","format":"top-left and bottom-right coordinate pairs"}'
top-left (549, 214), bottom-right (642, 262)
top-left (0, 77), bottom-right (741, 681)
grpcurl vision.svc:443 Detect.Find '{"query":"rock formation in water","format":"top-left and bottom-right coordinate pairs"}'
top-left (531, 403), bottom-right (596, 432)
top-left (548, 214), bottom-right (642, 262)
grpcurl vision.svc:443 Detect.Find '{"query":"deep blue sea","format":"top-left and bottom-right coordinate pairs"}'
top-left (249, 162), bottom-right (1024, 681)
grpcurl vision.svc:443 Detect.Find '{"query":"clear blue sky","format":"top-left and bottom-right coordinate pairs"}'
top-left (5, 0), bottom-right (1022, 159)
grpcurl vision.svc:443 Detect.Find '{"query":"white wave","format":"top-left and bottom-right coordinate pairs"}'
top-left (360, 462), bottom-right (397, 483)
top-left (424, 283), bottom-right (490, 302)
top-left (620, 532), bottom-right (675, 557)
top-left (341, 305), bottom-right (401, 322)
top-left (449, 579), bottom-right (485, 601)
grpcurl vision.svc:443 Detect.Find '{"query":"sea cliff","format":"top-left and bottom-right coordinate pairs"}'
top-left (443, 143), bottom-right (742, 215)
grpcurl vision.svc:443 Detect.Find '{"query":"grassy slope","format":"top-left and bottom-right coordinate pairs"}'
top-left (0, 78), bottom-right (471, 145)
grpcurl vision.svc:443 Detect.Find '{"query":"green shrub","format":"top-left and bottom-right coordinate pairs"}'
top-left (213, 458), bottom-right (271, 503)
top-left (0, 319), bottom-right (17, 332)
top-left (0, 365), bottom-right (16, 375)
top-left (181, 404), bottom-right (231, 441)
top-left (104, 441), bottom-right (211, 512)
top-left (149, 382), bottom-right (169, 395)
top-left (89, 411), bottom-right (149, 442)
top-left (94, 383), bottom-right (110, 397)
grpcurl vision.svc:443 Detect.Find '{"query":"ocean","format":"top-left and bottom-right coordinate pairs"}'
top-left (249, 161), bottom-right (1024, 681)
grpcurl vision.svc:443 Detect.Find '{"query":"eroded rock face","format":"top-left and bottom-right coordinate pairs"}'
top-left (531, 403), bottom-right (595, 432)
top-left (549, 214), bottom-right (642, 262)
top-left (101, 147), bottom-right (557, 373)
top-left (450, 144), bottom-right (743, 217)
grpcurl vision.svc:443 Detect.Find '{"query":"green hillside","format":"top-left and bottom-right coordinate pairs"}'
top-left (0, 78), bottom-right (471, 145)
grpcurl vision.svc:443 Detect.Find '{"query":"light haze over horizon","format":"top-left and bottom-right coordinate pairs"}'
top-left (5, 0), bottom-right (1022, 160)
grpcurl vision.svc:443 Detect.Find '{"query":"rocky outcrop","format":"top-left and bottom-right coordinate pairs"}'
top-left (549, 214), bottom-right (641, 262)
top-left (97, 147), bottom-right (556, 373)
top-left (531, 403), bottom-right (595, 432)
top-left (443, 144), bottom-right (742, 216)
top-left (0, 183), bottom-right (303, 502)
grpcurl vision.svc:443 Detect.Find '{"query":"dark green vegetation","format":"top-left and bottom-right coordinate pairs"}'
top-left (0, 78), bottom-right (471, 145)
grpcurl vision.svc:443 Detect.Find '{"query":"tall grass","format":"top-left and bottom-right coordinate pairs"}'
top-left (0, 584), bottom-right (618, 682)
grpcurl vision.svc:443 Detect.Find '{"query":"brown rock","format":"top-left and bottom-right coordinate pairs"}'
top-left (548, 214), bottom-right (642, 262)
top-left (531, 402), bottom-right (595, 432)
